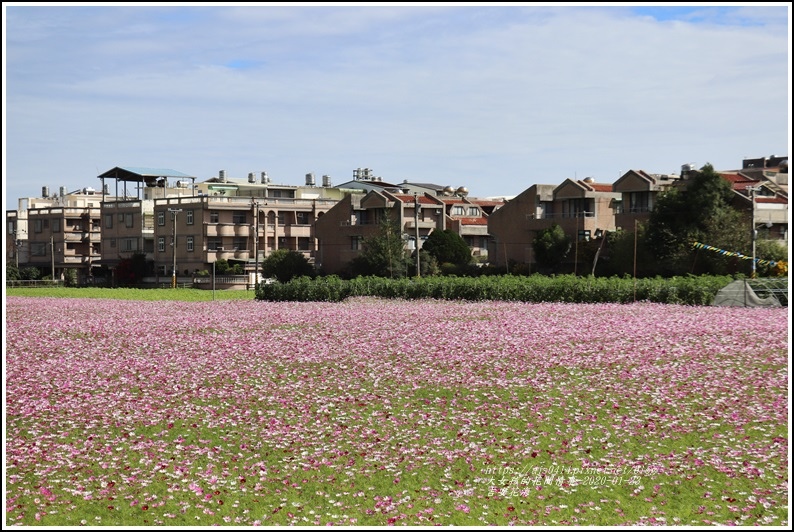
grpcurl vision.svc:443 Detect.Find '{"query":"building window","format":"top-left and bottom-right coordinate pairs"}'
top-left (186, 210), bottom-right (194, 225)
top-left (8, 221), bottom-right (16, 235)
top-left (121, 238), bottom-right (138, 252)
top-left (33, 219), bottom-right (43, 233)
top-left (158, 237), bottom-right (165, 252)
top-left (158, 211), bottom-right (165, 226)
top-left (105, 214), bottom-right (113, 228)
top-left (233, 238), bottom-right (246, 251)
top-left (52, 219), bottom-right (61, 232)
top-left (31, 242), bottom-right (47, 256)
top-left (468, 207), bottom-right (479, 216)
top-left (452, 206), bottom-right (465, 216)
top-left (187, 236), bottom-right (194, 252)
top-left (296, 211), bottom-right (310, 225)
top-left (629, 192), bottom-right (650, 213)
top-left (297, 237), bottom-right (311, 250)
top-left (578, 230), bottom-right (591, 242)
top-left (210, 211), bottom-right (219, 223)
top-left (125, 213), bottom-right (134, 228)
top-left (351, 236), bottom-right (362, 250)
top-left (110, 238), bottom-right (116, 248)
top-left (208, 239), bottom-right (222, 251)
top-left (233, 211), bottom-right (247, 224)
top-left (277, 212), bottom-right (286, 225)
top-left (118, 213), bottom-right (125, 222)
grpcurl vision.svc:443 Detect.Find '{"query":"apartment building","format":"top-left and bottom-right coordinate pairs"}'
top-left (12, 187), bottom-right (115, 282)
top-left (98, 167), bottom-right (344, 280)
top-left (315, 189), bottom-right (447, 275)
top-left (612, 169), bottom-right (682, 230)
top-left (488, 178), bottom-right (620, 270)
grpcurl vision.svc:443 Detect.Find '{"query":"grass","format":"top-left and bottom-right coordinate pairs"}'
top-left (4, 287), bottom-right (256, 301)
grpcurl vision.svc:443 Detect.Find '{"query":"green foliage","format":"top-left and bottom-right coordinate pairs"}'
top-left (261, 249), bottom-right (315, 283)
top-left (19, 266), bottom-right (41, 280)
top-left (114, 252), bottom-right (148, 286)
top-left (350, 217), bottom-right (410, 278)
top-left (645, 163), bottom-right (742, 276)
top-left (6, 262), bottom-right (20, 280)
top-left (532, 224), bottom-right (571, 272)
top-left (63, 268), bottom-right (78, 287)
top-left (255, 274), bottom-right (738, 306)
top-left (422, 229), bottom-right (472, 267)
top-left (214, 259), bottom-right (232, 274)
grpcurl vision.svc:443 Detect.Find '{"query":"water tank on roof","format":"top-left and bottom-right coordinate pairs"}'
top-left (456, 186), bottom-right (469, 197)
top-left (583, 177), bottom-right (595, 184)
top-left (261, 171), bottom-right (269, 184)
top-left (322, 174), bottom-right (332, 187)
top-left (219, 170), bottom-right (227, 183)
top-left (306, 173), bottom-right (315, 186)
top-left (60, 186), bottom-right (67, 197)
top-left (248, 172), bottom-right (256, 183)
top-left (42, 186), bottom-right (49, 198)
top-left (443, 186), bottom-right (455, 196)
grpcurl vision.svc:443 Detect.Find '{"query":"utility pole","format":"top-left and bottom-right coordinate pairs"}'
top-left (169, 208), bottom-right (183, 288)
top-left (748, 186), bottom-right (759, 279)
top-left (51, 235), bottom-right (55, 282)
top-left (252, 200), bottom-right (259, 289)
top-left (414, 192), bottom-right (421, 277)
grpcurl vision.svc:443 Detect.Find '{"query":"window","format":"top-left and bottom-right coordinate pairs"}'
top-left (31, 242), bottom-right (47, 256)
top-left (158, 211), bottom-right (165, 226)
top-left (110, 238), bottom-right (116, 248)
top-left (577, 229), bottom-right (591, 242)
top-left (468, 207), bottom-right (479, 216)
top-left (296, 211), bottom-right (310, 225)
top-left (297, 237), bottom-right (311, 250)
top-left (277, 212), bottom-right (286, 225)
top-left (629, 192), bottom-right (650, 213)
top-left (351, 236), bottom-right (363, 250)
top-left (52, 219), bottom-right (61, 232)
top-left (233, 211), bottom-right (247, 224)
top-left (105, 214), bottom-right (113, 228)
top-left (232, 238), bottom-right (246, 251)
top-left (121, 238), bottom-right (138, 252)
top-left (158, 237), bottom-right (165, 252)
top-left (186, 210), bottom-right (194, 225)
top-left (33, 219), bottom-right (43, 233)
top-left (210, 211), bottom-right (219, 223)
top-left (8, 221), bottom-right (16, 235)
top-left (125, 213), bottom-right (134, 228)
top-left (452, 206), bottom-right (465, 216)
top-left (186, 236), bottom-right (194, 252)
top-left (208, 239), bottom-right (222, 251)
top-left (118, 213), bottom-right (125, 222)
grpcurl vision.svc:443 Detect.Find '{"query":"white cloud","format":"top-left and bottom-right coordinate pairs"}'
top-left (4, 4), bottom-right (790, 207)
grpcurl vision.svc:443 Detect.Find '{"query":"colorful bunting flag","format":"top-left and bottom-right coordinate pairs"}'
top-left (692, 242), bottom-right (778, 267)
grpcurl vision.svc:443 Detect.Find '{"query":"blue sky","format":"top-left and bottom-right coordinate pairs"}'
top-left (3, 3), bottom-right (790, 211)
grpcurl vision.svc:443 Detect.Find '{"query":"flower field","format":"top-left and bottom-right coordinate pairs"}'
top-left (5, 296), bottom-right (789, 526)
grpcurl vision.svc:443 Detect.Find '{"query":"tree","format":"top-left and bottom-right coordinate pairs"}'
top-left (646, 163), bottom-right (742, 276)
top-left (532, 224), bottom-right (571, 273)
top-left (350, 217), bottom-right (410, 278)
top-left (261, 249), bottom-right (314, 283)
top-left (6, 262), bottom-right (20, 281)
top-left (422, 229), bottom-right (472, 268)
top-left (115, 252), bottom-right (148, 286)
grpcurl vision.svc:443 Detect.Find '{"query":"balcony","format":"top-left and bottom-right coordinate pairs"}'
top-left (285, 225), bottom-right (312, 238)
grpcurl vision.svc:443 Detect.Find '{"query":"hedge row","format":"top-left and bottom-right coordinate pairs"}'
top-left (255, 274), bottom-right (736, 305)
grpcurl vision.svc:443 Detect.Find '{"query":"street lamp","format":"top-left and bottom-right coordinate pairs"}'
top-left (169, 208), bottom-right (183, 288)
